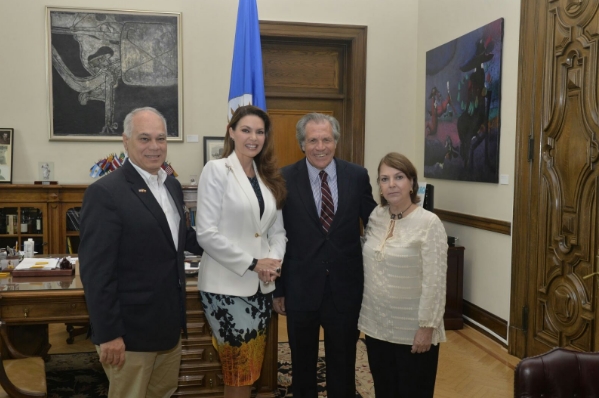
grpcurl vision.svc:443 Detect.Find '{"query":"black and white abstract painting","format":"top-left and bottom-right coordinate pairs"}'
top-left (47, 7), bottom-right (182, 141)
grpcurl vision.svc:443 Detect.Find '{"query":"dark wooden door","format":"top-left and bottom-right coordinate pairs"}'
top-left (510, 0), bottom-right (599, 357)
top-left (260, 22), bottom-right (367, 168)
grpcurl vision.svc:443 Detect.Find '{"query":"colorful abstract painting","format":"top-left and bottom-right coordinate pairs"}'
top-left (424, 18), bottom-right (504, 183)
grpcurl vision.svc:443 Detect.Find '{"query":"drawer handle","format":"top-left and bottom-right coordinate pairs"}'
top-left (23, 308), bottom-right (29, 318)
top-left (209, 378), bottom-right (213, 387)
top-left (209, 352), bottom-right (213, 362)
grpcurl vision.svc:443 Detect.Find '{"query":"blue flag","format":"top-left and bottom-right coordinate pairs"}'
top-left (227, 0), bottom-right (266, 120)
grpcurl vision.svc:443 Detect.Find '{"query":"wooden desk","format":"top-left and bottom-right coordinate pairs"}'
top-left (0, 272), bottom-right (278, 397)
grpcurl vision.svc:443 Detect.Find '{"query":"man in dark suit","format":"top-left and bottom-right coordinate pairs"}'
top-left (79, 107), bottom-right (202, 397)
top-left (273, 113), bottom-right (377, 398)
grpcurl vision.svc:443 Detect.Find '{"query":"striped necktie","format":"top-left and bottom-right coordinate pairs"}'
top-left (319, 170), bottom-right (335, 232)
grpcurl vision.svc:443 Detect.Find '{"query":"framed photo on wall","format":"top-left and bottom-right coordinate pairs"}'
top-left (46, 7), bottom-right (183, 141)
top-left (203, 137), bottom-right (225, 165)
top-left (0, 128), bottom-right (14, 183)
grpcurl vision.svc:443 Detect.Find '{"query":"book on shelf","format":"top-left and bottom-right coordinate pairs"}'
top-left (66, 209), bottom-right (81, 231)
top-left (6, 214), bottom-right (17, 235)
top-left (66, 237), bottom-right (73, 254)
top-left (190, 209), bottom-right (196, 227)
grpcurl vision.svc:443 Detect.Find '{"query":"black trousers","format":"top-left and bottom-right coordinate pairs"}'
top-left (365, 335), bottom-right (440, 398)
top-left (286, 278), bottom-right (360, 398)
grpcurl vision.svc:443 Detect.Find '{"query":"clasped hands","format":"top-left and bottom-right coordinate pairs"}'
top-left (252, 258), bottom-right (282, 284)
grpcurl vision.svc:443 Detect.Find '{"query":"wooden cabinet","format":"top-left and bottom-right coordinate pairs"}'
top-left (62, 203), bottom-right (82, 254)
top-left (0, 184), bottom-right (279, 397)
top-left (0, 185), bottom-right (86, 255)
top-left (0, 185), bottom-right (278, 397)
top-left (0, 275), bottom-right (278, 397)
top-left (0, 203), bottom-right (47, 254)
top-left (444, 246), bottom-right (464, 330)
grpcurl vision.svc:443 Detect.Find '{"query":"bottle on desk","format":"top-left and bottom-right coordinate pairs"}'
top-left (24, 238), bottom-right (34, 258)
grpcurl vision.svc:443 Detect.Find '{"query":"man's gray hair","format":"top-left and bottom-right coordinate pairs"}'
top-left (123, 107), bottom-right (167, 138)
top-left (296, 113), bottom-right (341, 151)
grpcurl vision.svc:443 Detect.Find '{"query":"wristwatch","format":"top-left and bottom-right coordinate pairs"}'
top-left (248, 258), bottom-right (258, 271)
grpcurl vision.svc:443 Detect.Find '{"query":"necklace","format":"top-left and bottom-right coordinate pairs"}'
top-left (389, 203), bottom-right (412, 220)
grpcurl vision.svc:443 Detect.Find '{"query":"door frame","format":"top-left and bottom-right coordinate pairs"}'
top-left (260, 21), bottom-right (368, 165)
top-left (509, 0), bottom-right (542, 359)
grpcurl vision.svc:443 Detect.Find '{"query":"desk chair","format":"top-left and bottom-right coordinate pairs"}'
top-left (0, 321), bottom-right (47, 398)
top-left (514, 347), bottom-right (599, 397)
top-left (65, 322), bottom-right (89, 344)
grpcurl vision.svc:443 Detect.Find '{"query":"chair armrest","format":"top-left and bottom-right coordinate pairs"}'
top-left (0, 322), bottom-right (47, 397)
top-left (0, 321), bottom-right (34, 359)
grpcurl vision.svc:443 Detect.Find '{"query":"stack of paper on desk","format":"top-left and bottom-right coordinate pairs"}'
top-left (15, 258), bottom-right (59, 271)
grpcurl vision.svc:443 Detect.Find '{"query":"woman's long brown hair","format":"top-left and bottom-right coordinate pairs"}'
top-left (222, 105), bottom-right (287, 208)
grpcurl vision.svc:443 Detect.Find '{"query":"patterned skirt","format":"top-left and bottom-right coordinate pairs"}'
top-left (200, 290), bottom-right (272, 386)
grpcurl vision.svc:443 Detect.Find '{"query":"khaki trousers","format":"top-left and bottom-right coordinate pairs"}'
top-left (96, 339), bottom-right (182, 398)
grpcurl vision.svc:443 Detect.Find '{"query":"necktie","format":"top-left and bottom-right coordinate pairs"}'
top-left (319, 170), bottom-right (335, 231)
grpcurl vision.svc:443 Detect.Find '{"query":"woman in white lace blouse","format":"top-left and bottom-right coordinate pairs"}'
top-left (358, 152), bottom-right (447, 398)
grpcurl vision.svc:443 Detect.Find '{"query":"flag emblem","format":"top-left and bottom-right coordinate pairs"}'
top-left (227, 0), bottom-right (266, 120)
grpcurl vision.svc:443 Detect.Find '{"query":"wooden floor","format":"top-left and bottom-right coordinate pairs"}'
top-left (49, 318), bottom-right (520, 397)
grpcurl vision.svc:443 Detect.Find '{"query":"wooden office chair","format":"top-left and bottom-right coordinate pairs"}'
top-left (65, 322), bottom-right (89, 344)
top-left (0, 321), bottom-right (47, 398)
top-left (514, 347), bottom-right (599, 397)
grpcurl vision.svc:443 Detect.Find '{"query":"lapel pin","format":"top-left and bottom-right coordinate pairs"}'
top-left (138, 189), bottom-right (147, 193)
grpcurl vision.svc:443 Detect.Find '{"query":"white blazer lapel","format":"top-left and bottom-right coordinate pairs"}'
top-left (227, 152), bottom-right (262, 229)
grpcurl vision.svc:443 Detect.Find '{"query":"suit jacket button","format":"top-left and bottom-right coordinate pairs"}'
top-left (255, 233), bottom-right (260, 238)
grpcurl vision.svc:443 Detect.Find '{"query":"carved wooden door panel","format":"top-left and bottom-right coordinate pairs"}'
top-left (511, 0), bottom-right (599, 357)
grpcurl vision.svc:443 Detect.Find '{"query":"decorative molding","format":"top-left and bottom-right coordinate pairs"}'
top-left (463, 300), bottom-right (508, 347)
top-left (264, 91), bottom-right (346, 99)
top-left (435, 208), bottom-right (511, 235)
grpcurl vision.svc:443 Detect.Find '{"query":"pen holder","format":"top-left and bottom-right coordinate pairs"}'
top-left (3, 256), bottom-right (20, 270)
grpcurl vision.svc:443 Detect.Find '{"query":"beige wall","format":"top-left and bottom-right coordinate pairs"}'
top-left (0, 0), bottom-right (519, 331)
top-left (417, 0), bottom-right (520, 325)
top-left (0, 0), bottom-right (418, 184)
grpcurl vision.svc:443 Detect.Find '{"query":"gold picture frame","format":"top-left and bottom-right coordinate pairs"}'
top-left (0, 128), bottom-right (14, 183)
top-left (46, 6), bottom-right (183, 141)
top-left (203, 136), bottom-right (225, 165)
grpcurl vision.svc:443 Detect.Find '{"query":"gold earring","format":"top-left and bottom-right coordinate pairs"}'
top-left (379, 189), bottom-right (383, 195)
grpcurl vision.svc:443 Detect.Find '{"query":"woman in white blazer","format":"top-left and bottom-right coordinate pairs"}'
top-left (195, 105), bottom-right (287, 397)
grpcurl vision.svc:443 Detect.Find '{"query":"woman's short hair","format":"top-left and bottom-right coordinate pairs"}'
top-left (377, 152), bottom-right (420, 205)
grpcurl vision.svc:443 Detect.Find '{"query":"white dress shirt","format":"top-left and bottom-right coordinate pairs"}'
top-left (129, 160), bottom-right (180, 250)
